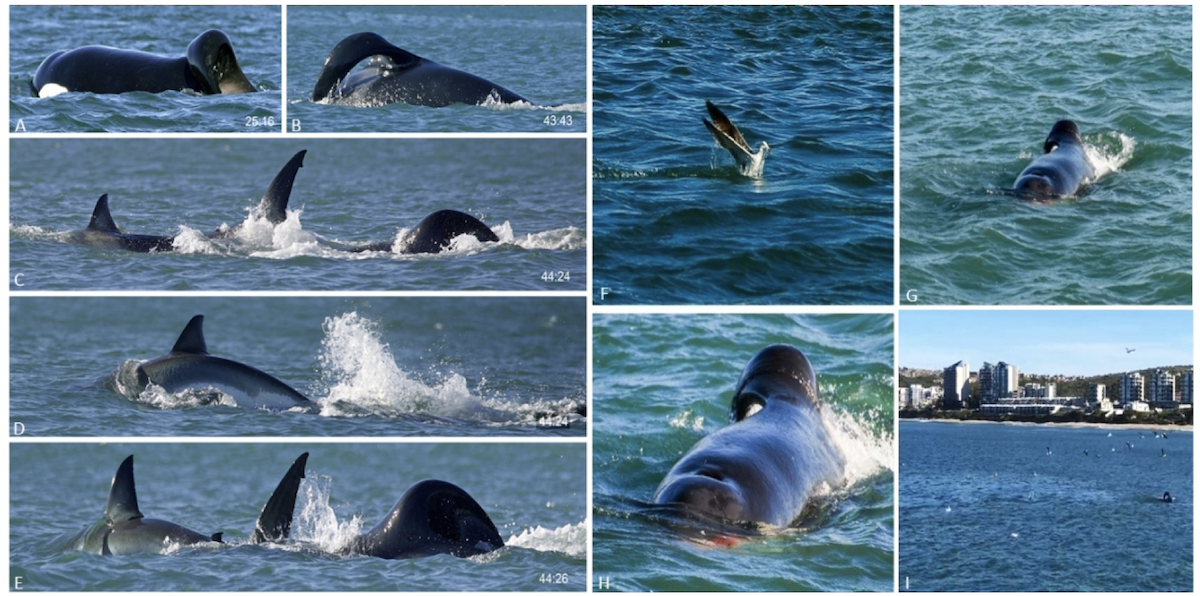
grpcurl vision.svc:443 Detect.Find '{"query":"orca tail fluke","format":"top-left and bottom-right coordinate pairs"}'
top-left (311, 33), bottom-right (421, 102)
top-left (251, 452), bottom-right (309, 544)
top-left (258, 150), bottom-right (306, 225)
top-left (87, 194), bottom-right (122, 234)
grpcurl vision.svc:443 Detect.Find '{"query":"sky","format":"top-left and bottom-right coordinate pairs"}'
top-left (900, 310), bottom-right (1193, 377)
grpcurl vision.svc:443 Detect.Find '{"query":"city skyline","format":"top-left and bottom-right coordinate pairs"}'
top-left (900, 311), bottom-right (1193, 377)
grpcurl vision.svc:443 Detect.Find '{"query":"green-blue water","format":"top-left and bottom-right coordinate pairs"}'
top-left (10, 138), bottom-right (586, 291)
top-left (10, 297), bottom-right (586, 437)
top-left (593, 314), bottom-right (894, 591)
top-left (286, 5), bottom-right (587, 133)
top-left (592, 5), bottom-right (894, 305)
top-left (900, 421), bottom-right (1193, 591)
top-left (900, 5), bottom-right (1192, 305)
top-left (10, 443), bottom-right (586, 591)
top-left (9, 5), bottom-right (282, 133)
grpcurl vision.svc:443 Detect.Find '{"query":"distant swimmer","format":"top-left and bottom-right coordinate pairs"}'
top-left (702, 100), bottom-right (769, 178)
top-left (1160, 492), bottom-right (1174, 503)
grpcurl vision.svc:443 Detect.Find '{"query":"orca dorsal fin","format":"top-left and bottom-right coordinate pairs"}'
top-left (211, 532), bottom-right (224, 543)
top-left (105, 455), bottom-right (144, 523)
top-left (171, 315), bottom-right (209, 355)
top-left (312, 32), bottom-right (422, 102)
top-left (257, 150), bottom-right (306, 225)
top-left (87, 194), bottom-right (121, 234)
top-left (251, 452), bottom-right (309, 544)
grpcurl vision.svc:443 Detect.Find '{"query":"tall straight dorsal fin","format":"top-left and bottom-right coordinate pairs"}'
top-left (87, 194), bottom-right (121, 234)
top-left (251, 452), bottom-right (309, 544)
top-left (105, 455), bottom-right (144, 523)
top-left (171, 315), bottom-right (209, 355)
top-left (257, 150), bottom-right (306, 225)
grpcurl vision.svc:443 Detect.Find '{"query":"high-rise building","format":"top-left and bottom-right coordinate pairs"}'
top-left (1087, 383), bottom-right (1106, 401)
top-left (978, 362), bottom-right (996, 404)
top-left (996, 361), bottom-right (1019, 400)
top-left (1121, 372), bottom-right (1145, 405)
top-left (1149, 370), bottom-right (1177, 403)
top-left (1181, 372), bottom-right (1193, 405)
top-left (943, 360), bottom-right (970, 409)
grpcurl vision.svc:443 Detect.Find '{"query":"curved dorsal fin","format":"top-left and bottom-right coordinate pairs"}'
top-left (171, 315), bottom-right (209, 355)
top-left (257, 150), bottom-right (306, 225)
top-left (105, 455), bottom-right (143, 523)
top-left (312, 32), bottom-right (422, 102)
top-left (87, 194), bottom-right (121, 233)
top-left (251, 452), bottom-right (309, 544)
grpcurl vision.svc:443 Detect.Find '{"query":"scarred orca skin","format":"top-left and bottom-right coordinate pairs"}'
top-left (33, 29), bottom-right (256, 97)
top-left (312, 32), bottom-right (527, 107)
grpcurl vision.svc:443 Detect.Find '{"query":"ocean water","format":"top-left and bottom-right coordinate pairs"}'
top-left (9, 297), bottom-right (586, 437)
top-left (286, 5), bottom-right (587, 133)
top-left (10, 443), bottom-right (587, 592)
top-left (899, 5), bottom-right (1192, 305)
top-left (9, 5), bottom-right (282, 133)
top-left (593, 314), bottom-right (895, 591)
top-left (899, 421), bottom-right (1193, 591)
top-left (592, 5), bottom-right (894, 305)
top-left (9, 138), bottom-right (586, 291)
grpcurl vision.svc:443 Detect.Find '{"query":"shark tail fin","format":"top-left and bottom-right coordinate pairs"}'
top-left (250, 452), bottom-right (309, 544)
top-left (257, 150), bottom-right (306, 225)
top-left (87, 194), bottom-right (122, 234)
top-left (105, 455), bottom-right (144, 524)
top-left (170, 315), bottom-right (209, 355)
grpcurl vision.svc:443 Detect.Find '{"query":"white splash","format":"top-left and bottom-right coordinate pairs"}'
top-left (505, 521), bottom-right (588, 557)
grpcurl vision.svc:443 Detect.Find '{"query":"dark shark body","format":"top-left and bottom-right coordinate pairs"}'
top-left (113, 314), bottom-right (318, 412)
top-left (312, 32), bottom-right (527, 107)
top-left (69, 150), bottom-right (305, 252)
top-left (654, 345), bottom-right (846, 528)
top-left (349, 209), bottom-right (500, 254)
top-left (68, 453), bottom-right (308, 555)
top-left (342, 479), bottom-right (505, 559)
top-left (1012, 120), bottom-right (1094, 199)
top-left (33, 29), bottom-right (255, 97)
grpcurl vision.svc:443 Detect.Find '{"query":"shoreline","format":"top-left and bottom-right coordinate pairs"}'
top-left (899, 417), bottom-right (1193, 432)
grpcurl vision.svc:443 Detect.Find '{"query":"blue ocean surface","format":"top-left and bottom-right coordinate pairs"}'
top-left (899, 420), bottom-right (1193, 591)
top-left (593, 314), bottom-right (895, 591)
top-left (10, 138), bottom-right (586, 291)
top-left (592, 5), bottom-right (894, 305)
top-left (10, 443), bottom-right (586, 591)
top-left (287, 5), bottom-right (587, 133)
top-left (900, 5), bottom-right (1192, 305)
top-left (9, 297), bottom-right (586, 437)
top-left (9, 5), bottom-right (282, 133)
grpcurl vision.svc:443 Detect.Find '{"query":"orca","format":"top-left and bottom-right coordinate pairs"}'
top-left (311, 32), bottom-right (528, 107)
top-left (654, 345), bottom-right (845, 527)
top-left (341, 479), bottom-right (505, 559)
top-left (67, 150), bottom-right (306, 252)
top-left (33, 30), bottom-right (256, 98)
top-left (1012, 120), bottom-right (1094, 199)
top-left (112, 314), bottom-right (319, 413)
top-left (702, 100), bottom-right (769, 178)
top-left (68, 452), bottom-right (308, 555)
top-left (348, 209), bottom-right (500, 254)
